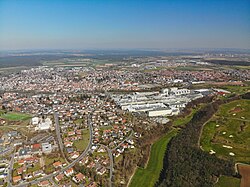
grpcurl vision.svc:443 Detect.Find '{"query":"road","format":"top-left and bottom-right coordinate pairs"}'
top-left (7, 153), bottom-right (15, 187)
top-left (111, 129), bottom-right (134, 152)
top-left (102, 129), bottom-right (134, 187)
top-left (11, 114), bottom-right (93, 187)
top-left (97, 144), bottom-right (113, 187)
top-left (54, 112), bottom-right (68, 164)
top-left (106, 146), bottom-right (114, 187)
top-left (49, 177), bottom-right (59, 187)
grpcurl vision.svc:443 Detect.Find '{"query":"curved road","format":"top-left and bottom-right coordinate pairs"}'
top-left (10, 114), bottom-right (93, 187)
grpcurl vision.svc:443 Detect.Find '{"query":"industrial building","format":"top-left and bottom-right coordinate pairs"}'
top-left (112, 87), bottom-right (204, 117)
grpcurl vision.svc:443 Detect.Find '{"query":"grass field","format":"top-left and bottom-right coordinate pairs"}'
top-left (74, 129), bottom-right (90, 151)
top-left (215, 176), bottom-right (240, 187)
top-left (44, 156), bottom-right (65, 174)
top-left (0, 112), bottom-right (31, 121)
top-left (200, 99), bottom-right (250, 163)
top-left (129, 129), bottom-right (178, 187)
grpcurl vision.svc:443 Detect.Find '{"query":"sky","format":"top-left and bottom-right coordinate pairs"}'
top-left (0, 0), bottom-right (249, 50)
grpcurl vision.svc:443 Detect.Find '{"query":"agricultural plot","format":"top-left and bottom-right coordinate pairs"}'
top-left (200, 99), bottom-right (250, 163)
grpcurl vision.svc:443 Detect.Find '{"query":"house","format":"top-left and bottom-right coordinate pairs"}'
top-left (68, 131), bottom-right (75, 136)
top-left (33, 170), bottom-right (44, 177)
top-left (53, 161), bottom-right (62, 168)
top-left (38, 180), bottom-right (50, 187)
top-left (17, 166), bottom-right (26, 175)
top-left (18, 159), bottom-right (25, 165)
top-left (72, 172), bottom-right (85, 183)
top-left (32, 143), bottom-right (41, 152)
top-left (23, 173), bottom-right (33, 180)
top-left (55, 173), bottom-right (64, 182)
top-left (70, 152), bottom-right (79, 159)
top-left (64, 168), bottom-right (74, 177)
top-left (96, 167), bottom-right (106, 175)
top-left (76, 130), bottom-right (82, 135)
top-left (64, 141), bottom-right (73, 147)
top-left (13, 175), bottom-right (22, 183)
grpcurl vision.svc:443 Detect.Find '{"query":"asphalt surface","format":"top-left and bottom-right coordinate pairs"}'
top-left (54, 112), bottom-right (68, 164)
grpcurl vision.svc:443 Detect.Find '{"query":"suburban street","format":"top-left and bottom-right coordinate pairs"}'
top-left (54, 111), bottom-right (68, 164)
top-left (10, 113), bottom-right (93, 187)
top-left (7, 153), bottom-right (15, 187)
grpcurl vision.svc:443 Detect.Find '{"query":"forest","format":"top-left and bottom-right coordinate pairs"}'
top-left (155, 94), bottom-right (248, 187)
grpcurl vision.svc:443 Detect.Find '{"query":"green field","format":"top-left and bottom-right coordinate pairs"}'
top-left (200, 99), bottom-right (250, 163)
top-left (129, 129), bottom-right (178, 187)
top-left (0, 112), bottom-right (31, 121)
top-left (74, 129), bottom-right (90, 151)
top-left (44, 156), bottom-right (65, 174)
top-left (215, 176), bottom-right (240, 187)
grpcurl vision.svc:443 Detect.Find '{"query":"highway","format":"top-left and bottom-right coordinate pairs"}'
top-left (11, 114), bottom-right (93, 187)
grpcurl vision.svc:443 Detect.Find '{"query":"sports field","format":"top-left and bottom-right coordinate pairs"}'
top-left (200, 99), bottom-right (250, 163)
top-left (129, 129), bottom-right (178, 187)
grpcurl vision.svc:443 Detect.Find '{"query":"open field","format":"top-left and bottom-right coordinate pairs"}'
top-left (44, 155), bottom-right (65, 174)
top-left (238, 164), bottom-right (250, 187)
top-left (0, 112), bottom-right (31, 121)
top-left (129, 129), bottom-right (178, 187)
top-left (73, 129), bottom-right (90, 151)
top-left (215, 176), bottom-right (240, 187)
top-left (200, 99), bottom-right (250, 163)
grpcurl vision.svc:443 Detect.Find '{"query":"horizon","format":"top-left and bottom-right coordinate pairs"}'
top-left (0, 0), bottom-right (250, 50)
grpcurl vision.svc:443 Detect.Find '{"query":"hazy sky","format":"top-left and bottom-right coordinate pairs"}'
top-left (0, 0), bottom-right (249, 50)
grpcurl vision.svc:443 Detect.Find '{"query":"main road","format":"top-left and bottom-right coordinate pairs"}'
top-left (10, 114), bottom-right (93, 187)
top-left (54, 112), bottom-right (68, 164)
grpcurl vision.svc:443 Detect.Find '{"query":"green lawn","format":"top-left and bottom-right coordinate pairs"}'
top-left (73, 129), bottom-right (90, 151)
top-left (215, 176), bottom-right (240, 187)
top-left (200, 99), bottom-right (250, 163)
top-left (27, 163), bottom-right (41, 173)
top-left (44, 156), bottom-right (65, 174)
top-left (1, 112), bottom-right (31, 121)
top-left (129, 129), bottom-right (178, 187)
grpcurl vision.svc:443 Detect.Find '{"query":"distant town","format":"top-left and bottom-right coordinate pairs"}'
top-left (0, 50), bottom-right (249, 187)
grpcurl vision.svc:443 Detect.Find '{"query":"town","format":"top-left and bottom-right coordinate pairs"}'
top-left (0, 54), bottom-right (249, 187)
